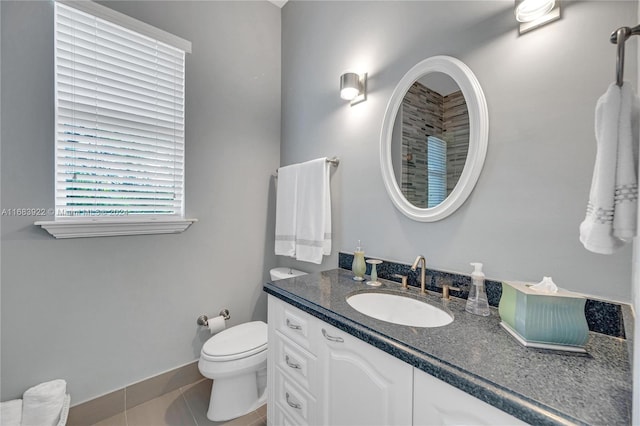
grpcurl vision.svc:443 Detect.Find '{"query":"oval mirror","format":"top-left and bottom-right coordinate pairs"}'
top-left (380, 56), bottom-right (488, 222)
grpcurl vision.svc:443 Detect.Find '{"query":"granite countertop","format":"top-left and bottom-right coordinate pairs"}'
top-left (263, 268), bottom-right (632, 426)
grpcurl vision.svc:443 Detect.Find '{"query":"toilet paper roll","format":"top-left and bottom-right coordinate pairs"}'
top-left (207, 315), bottom-right (226, 334)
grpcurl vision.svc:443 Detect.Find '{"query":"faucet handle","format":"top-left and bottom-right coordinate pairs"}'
top-left (392, 274), bottom-right (409, 289)
top-left (410, 255), bottom-right (426, 270)
top-left (442, 284), bottom-right (461, 300)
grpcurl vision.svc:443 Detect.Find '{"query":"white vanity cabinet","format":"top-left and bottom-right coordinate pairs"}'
top-left (413, 368), bottom-right (526, 425)
top-left (268, 296), bottom-right (412, 426)
top-left (317, 321), bottom-right (413, 426)
top-left (268, 295), bottom-right (524, 426)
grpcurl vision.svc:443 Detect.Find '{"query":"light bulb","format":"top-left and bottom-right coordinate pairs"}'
top-left (340, 86), bottom-right (359, 100)
top-left (515, 0), bottom-right (555, 23)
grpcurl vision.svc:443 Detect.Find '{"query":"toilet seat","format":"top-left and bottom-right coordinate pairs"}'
top-left (201, 321), bottom-right (267, 362)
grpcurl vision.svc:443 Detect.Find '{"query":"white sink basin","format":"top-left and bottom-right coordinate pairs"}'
top-left (346, 292), bottom-right (453, 328)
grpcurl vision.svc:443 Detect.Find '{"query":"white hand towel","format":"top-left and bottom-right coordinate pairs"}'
top-left (580, 83), bottom-right (639, 254)
top-left (613, 84), bottom-right (639, 240)
top-left (275, 163), bottom-right (299, 257)
top-left (0, 399), bottom-right (22, 426)
top-left (295, 158), bottom-right (331, 264)
top-left (323, 167), bottom-right (332, 256)
top-left (21, 379), bottom-right (67, 426)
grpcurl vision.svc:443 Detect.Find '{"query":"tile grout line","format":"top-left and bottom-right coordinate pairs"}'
top-left (251, 408), bottom-right (267, 426)
top-left (179, 385), bottom-right (199, 426)
top-left (123, 387), bottom-right (129, 426)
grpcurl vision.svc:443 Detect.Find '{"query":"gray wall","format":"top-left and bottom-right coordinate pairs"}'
top-left (280, 1), bottom-right (636, 303)
top-left (1, 1), bottom-right (281, 403)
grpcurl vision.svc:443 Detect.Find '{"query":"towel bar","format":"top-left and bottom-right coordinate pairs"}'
top-left (610, 24), bottom-right (640, 87)
top-left (274, 156), bottom-right (340, 177)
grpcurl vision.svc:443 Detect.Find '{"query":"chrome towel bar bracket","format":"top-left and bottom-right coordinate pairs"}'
top-left (610, 24), bottom-right (640, 87)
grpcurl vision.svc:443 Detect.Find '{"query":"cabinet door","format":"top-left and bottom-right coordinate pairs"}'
top-left (413, 368), bottom-right (526, 426)
top-left (319, 323), bottom-right (413, 426)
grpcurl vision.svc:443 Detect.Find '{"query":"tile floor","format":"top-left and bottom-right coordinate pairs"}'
top-left (90, 379), bottom-right (266, 426)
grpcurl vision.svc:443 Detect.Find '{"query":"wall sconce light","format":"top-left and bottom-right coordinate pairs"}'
top-left (340, 72), bottom-right (367, 106)
top-left (515, 0), bottom-right (560, 34)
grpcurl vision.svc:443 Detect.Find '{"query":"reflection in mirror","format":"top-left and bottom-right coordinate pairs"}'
top-left (391, 73), bottom-right (469, 209)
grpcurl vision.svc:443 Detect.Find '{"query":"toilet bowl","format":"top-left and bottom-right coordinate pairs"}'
top-left (198, 321), bottom-right (268, 421)
top-left (198, 268), bottom-right (307, 421)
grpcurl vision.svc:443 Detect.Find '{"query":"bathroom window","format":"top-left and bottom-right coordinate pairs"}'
top-left (427, 136), bottom-right (447, 208)
top-left (41, 1), bottom-right (195, 237)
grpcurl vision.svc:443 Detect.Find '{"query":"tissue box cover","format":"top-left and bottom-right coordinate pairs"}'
top-left (498, 281), bottom-right (589, 352)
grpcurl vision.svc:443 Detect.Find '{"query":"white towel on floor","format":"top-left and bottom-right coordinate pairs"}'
top-left (580, 83), bottom-right (639, 254)
top-left (295, 158), bottom-right (331, 264)
top-left (0, 399), bottom-right (22, 426)
top-left (21, 379), bottom-right (67, 426)
top-left (275, 163), bottom-right (299, 257)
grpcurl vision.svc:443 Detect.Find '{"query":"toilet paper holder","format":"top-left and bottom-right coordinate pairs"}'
top-left (197, 309), bottom-right (230, 327)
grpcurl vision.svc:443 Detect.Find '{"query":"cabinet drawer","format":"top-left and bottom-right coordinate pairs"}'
top-left (275, 366), bottom-right (318, 425)
top-left (274, 330), bottom-right (319, 394)
top-left (269, 296), bottom-right (318, 354)
top-left (273, 402), bottom-right (304, 426)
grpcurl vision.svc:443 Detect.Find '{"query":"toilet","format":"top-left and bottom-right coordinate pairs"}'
top-left (269, 266), bottom-right (307, 281)
top-left (198, 267), bottom-right (306, 421)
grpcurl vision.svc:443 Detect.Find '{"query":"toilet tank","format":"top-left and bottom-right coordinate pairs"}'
top-left (270, 267), bottom-right (307, 281)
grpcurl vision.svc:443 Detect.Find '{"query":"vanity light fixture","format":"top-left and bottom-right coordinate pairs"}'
top-left (340, 72), bottom-right (367, 106)
top-left (515, 0), bottom-right (560, 34)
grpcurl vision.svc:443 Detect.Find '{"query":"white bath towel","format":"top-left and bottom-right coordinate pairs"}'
top-left (21, 379), bottom-right (67, 426)
top-left (295, 158), bottom-right (331, 264)
top-left (275, 163), bottom-right (299, 257)
top-left (0, 399), bottom-right (22, 426)
top-left (580, 83), bottom-right (639, 254)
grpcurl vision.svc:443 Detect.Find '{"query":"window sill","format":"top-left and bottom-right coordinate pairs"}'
top-left (34, 218), bottom-right (197, 239)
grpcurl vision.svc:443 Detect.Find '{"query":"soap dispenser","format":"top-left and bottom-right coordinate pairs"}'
top-left (465, 262), bottom-right (490, 316)
top-left (351, 241), bottom-right (366, 281)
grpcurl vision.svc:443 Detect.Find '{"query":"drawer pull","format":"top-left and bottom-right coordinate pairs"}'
top-left (285, 392), bottom-right (302, 409)
top-left (322, 328), bottom-right (344, 343)
top-left (286, 318), bottom-right (302, 330)
top-left (285, 355), bottom-right (301, 369)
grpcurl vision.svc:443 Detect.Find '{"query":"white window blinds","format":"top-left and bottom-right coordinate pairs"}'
top-left (54, 2), bottom-right (187, 219)
top-left (427, 136), bottom-right (447, 208)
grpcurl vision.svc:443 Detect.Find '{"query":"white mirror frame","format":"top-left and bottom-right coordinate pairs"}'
top-left (380, 55), bottom-right (488, 222)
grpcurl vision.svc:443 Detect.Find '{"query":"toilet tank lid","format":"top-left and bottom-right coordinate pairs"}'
top-left (270, 267), bottom-right (307, 280)
top-left (202, 321), bottom-right (267, 358)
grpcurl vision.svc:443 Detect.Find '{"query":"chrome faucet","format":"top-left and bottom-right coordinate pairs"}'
top-left (410, 255), bottom-right (428, 294)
